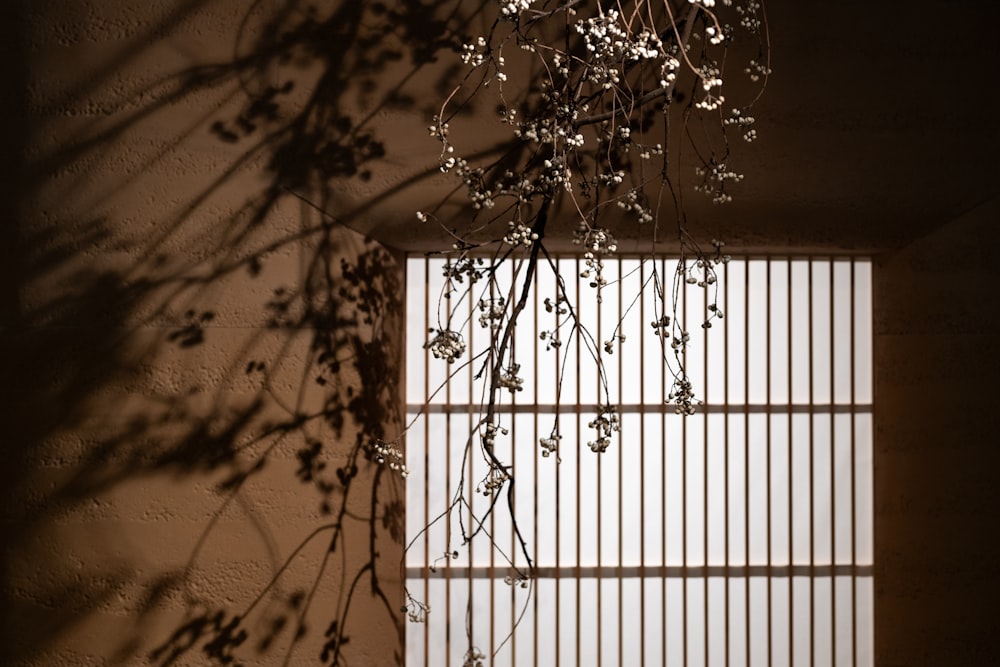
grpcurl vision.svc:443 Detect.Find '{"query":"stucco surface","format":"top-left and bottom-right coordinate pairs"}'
top-left (872, 197), bottom-right (1000, 666)
top-left (3, 0), bottom-right (408, 664)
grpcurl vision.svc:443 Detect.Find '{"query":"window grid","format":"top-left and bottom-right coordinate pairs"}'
top-left (405, 256), bottom-right (873, 666)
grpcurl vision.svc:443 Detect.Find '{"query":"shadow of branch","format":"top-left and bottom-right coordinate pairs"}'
top-left (3, 0), bottom-right (489, 664)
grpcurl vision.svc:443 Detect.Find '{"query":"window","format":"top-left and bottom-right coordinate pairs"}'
top-left (405, 255), bottom-right (873, 666)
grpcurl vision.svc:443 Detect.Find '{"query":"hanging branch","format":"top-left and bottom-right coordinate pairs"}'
top-left (402, 0), bottom-right (771, 657)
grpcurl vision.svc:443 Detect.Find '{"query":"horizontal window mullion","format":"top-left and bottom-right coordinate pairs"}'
top-left (407, 564), bottom-right (874, 579)
top-left (408, 403), bottom-right (872, 415)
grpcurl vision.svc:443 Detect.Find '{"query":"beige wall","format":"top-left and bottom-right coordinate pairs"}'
top-left (873, 197), bottom-right (1000, 666)
top-left (2, 1), bottom-right (407, 664)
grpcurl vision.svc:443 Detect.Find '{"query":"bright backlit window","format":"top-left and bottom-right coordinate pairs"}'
top-left (405, 255), bottom-right (873, 666)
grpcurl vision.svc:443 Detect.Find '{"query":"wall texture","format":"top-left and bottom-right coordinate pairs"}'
top-left (873, 197), bottom-right (1000, 666)
top-left (2, 0), bottom-right (411, 664)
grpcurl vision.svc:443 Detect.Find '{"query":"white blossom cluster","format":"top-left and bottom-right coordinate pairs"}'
top-left (694, 63), bottom-right (726, 111)
top-left (543, 295), bottom-right (568, 315)
top-left (538, 330), bottom-right (562, 351)
top-left (537, 158), bottom-right (574, 192)
top-left (482, 421), bottom-right (508, 448)
top-left (492, 169), bottom-right (539, 203)
top-left (539, 296), bottom-right (568, 351)
top-left (576, 10), bottom-right (658, 61)
top-left (698, 240), bottom-right (730, 329)
top-left (573, 223), bottom-right (617, 255)
top-left (368, 439), bottom-right (409, 479)
top-left (574, 10), bottom-right (668, 89)
top-left (659, 55), bottom-right (682, 87)
top-left (669, 328), bottom-right (691, 353)
top-left (442, 256), bottom-right (485, 284)
top-left (424, 328), bottom-right (466, 363)
top-left (551, 52), bottom-right (571, 77)
top-left (694, 161), bottom-right (744, 204)
top-left (650, 314), bottom-right (672, 338)
top-left (711, 237), bottom-right (732, 264)
top-left (539, 433), bottom-right (561, 458)
top-left (462, 36), bottom-right (510, 83)
top-left (497, 363), bottom-right (524, 393)
top-left (435, 105), bottom-right (584, 208)
top-left (704, 301), bottom-right (724, 327)
top-left (578, 254), bottom-right (605, 286)
top-left (499, 0), bottom-right (533, 20)
top-left (724, 107), bottom-right (757, 142)
top-left (424, 0), bottom-right (770, 226)
top-left (617, 188), bottom-right (654, 223)
top-left (736, 0), bottom-right (763, 30)
top-left (461, 37), bottom-right (487, 66)
top-left (478, 423), bottom-right (513, 493)
top-left (635, 142), bottom-right (664, 161)
top-left (603, 333), bottom-right (626, 355)
top-left (463, 648), bottom-right (487, 667)
top-left (587, 407), bottom-right (620, 453)
top-left (478, 465), bottom-right (511, 495)
top-left (744, 58), bottom-right (772, 82)
top-left (514, 110), bottom-right (585, 152)
top-left (477, 297), bottom-right (507, 330)
top-left (574, 223), bottom-right (618, 299)
top-left (704, 24), bottom-right (726, 45)
top-left (503, 220), bottom-right (538, 247)
top-left (669, 376), bottom-right (699, 415)
top-left (682, 259), bottom-right (718, 288)
top-left (596, 169), bottom-right (625, 187)
top-left (427, 116), bottom-right (453, 166)
top-left (440, 155), bottom-right (500, 210)
top-left (402, 599), bottom-right (429, 623)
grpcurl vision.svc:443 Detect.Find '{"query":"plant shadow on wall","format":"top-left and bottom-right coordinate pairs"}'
top-left (142, 236), bottom-right (409, 666)
top-left (2, 1), bottom-right (488, 665)
top-left (6, 0), bottom-right (771, 663)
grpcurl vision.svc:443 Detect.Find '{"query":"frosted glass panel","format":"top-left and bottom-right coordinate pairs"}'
top-left (405, 255), bottom-right (873, 667)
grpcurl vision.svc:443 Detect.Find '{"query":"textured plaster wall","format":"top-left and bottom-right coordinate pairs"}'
top-left (2, 0), bottom-right (408, 664)
top-left (873, 197), bottom-right (1000, 666)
